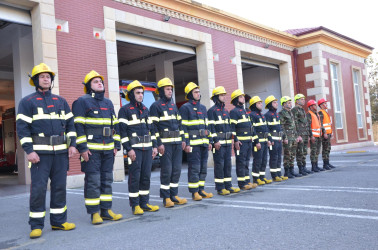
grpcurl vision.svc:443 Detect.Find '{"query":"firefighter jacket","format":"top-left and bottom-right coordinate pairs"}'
top-left (307, 110), bottom-right (322, 137)
top-left (179, 99), bottom-right (212, 147)
top-left (230, 104), bottom-right (257, 143)
top-left (249, 109), bottom-right (272, 143)
top-left (72, 92), bottom-right (120, 153)
top-left (118, 101), bottom-right (157, 151)
top-left (149, 96), bottom-right (185, 146)
top-left (292, 105), bottom-right (311, 136)
top-left (207, 102), bottom-right (232, 145)
top-left (264, 109), bottom-right (284, 141)
top-left (16, 90), bottom-right (76, 155)
top-left (278, 108), bottom-right (298, 141)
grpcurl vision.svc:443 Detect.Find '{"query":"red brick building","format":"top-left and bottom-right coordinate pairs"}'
top-left (0, 0), bottom-right (373, 186)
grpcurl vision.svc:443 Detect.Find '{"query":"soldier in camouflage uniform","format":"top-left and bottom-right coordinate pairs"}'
top-left (279, 96), bottom-right (302, 178)
top-left (318, 98), bottom-right (336, 169)
top-left (306, 100), bottom-right (325, 172)
top-left (291, 94), bottom-right (313, 175)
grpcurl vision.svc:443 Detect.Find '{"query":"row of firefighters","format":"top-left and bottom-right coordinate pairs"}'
top-left (16, 63), bottom-right (335, 239)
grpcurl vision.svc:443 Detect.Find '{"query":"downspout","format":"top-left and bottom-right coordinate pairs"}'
top-left (293, 48), bottom-right (299, 94)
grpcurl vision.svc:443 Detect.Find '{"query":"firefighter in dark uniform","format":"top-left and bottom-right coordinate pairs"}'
top-left (72, 70), bottom-right (123, 224)
top-left (149, 78), bottom-right (187, 208)
top-left (249, 96), bottom-right (273, 185)
top-left (230, 89), bottom-right (258, 190)
top-left (264, 95), bottom-right (288, 181)
top-left (17, 63), bottom-right (77, 239)
top-left (208, 86), bottom-right (240, 195)
top-left (318, 98), bottom-right (336, 169)
top-left (179, 82), bottom-right (213, 201)
top-left (118, 81), bottom-right (159, 215)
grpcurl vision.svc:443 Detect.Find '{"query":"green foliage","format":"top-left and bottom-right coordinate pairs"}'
top-left (366, 53), bottom-right (378, 123)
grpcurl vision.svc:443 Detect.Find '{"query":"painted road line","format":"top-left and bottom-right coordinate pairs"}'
top-left (262, 186), bottom-right (378, 194)
top-left (276, 185), bottom-right (378, 191)
top-left (209, 203), bottom-right (378, 221)
top-left (205, 198), bottom-right (378, 214)
top-left (70, 190), bottom-right (378, 214)
top-left (5, 238), bottom-right (46, 250)
top-left (95, 216), bottom-right (140, 228)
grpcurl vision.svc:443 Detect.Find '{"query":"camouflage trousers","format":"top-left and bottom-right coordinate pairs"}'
top-left (283, 139), bottom-right (297, 167)
top-left (321, 135), bottom-right (331, 161)
top-left (310, 137), bottom-right (322, 163)
top-left (296, 135), bottom-right (309, 166)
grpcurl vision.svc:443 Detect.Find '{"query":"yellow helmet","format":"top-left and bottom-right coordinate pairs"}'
top-left (230, 89), bottom-right (245, 104)
top-left (125, 80), bottom-right (145, 101)
top-left (280, 96), bottom-right (292, 106)
top-left (211, 86), bottom-right (227, 100)
top-left (294, 93), bottom-right (305, 102)
top-left (265, 95), bottom-right (277, 109)
top-left (29, 63), bottom-right (55, 86)
top-left (156, 77), bottom-right (174, 94)
top-left (249, 96), bottom-right (262, 107)
top-left (83, 70), bottom-right (104, 94)
top-left (184, 82), bottom-right (199, 100)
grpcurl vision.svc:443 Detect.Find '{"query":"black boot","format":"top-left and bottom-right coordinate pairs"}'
top-left (326, 160), bottom-right (336, 169)
top-left (311, 162), bottom-right (319, 172)
top-left (285, 167), bottom-right (294, 178)
top-left (317, 162), bottom-right (325, 171)
top-left (323, 160), bottom-right (331, 170)
top-left (290, 167), bottom-right (302, 177)
top-left (303, 162), bottom-right (313, 174)
top-left (299, 165), bottom-right (308, 176)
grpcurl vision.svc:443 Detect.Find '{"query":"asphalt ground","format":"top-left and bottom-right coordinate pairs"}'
top-left (0, 149), bottom-right (377, 250)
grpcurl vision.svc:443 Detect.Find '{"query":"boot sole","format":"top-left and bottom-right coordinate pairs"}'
top-left (51, 227), bottom-right (75, 231)
top-left (101, 217), bottom-right (122, 221)
top-left (92, 221), bottom-right (103, 225)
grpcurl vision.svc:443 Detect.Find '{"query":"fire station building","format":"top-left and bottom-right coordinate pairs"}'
top-left (0, 0), bottom-right (374, 187)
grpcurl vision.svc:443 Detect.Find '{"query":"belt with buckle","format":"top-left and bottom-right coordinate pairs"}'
top-left (86, 127), bottom-right (113, 137)
top-left (130, 135), bottom-right (151, 145)
top-left (32, 135), bottom-right (66, 145)
top-left (217, 132), bottom-right (233, 140)
top-left (159, 130), bottom-right (180, 138)
top-left (188, 129), bottom-right (209, 137)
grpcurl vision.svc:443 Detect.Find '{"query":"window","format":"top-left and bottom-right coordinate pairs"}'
top-left (352, 69), bottom-right (363, 128)
top-left (330, 63), bottom-right (343, 129)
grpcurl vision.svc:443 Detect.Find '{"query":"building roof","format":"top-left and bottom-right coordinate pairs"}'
top-left (285, 26), bottom-right (374, 50)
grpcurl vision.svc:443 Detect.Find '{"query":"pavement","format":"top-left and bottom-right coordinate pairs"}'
top-left (0, 146), bottom-right (377, 249)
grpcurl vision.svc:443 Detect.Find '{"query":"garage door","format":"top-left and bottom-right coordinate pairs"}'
top-left (241, 58), bottom-right (279, 70)
top-left (0, 4), bottom-right (31, 26)
top-left (116, 32), bottom-right (195, 55)
top-left (242, 58), bottom-right (282, 110)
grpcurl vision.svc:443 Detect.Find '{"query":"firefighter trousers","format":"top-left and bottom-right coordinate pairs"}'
top-left (187, 146), bottom-right (208, 193)
top-left (269, 140), bottom-right (282, 177)
top-left (81, 151), bottom-right (114, 214)
top-left (213, 144), bottom-right (232, 191)
top-left (128, 148), bottom-right (152, 207)
top-left (29, 154), bottom-right (68, 230)
top-left (160, 143), bottom-right (183, 199)
top-left (252, 142), bottom-right (268, 182)
top-left (235, 141), bottom-right (252, 188)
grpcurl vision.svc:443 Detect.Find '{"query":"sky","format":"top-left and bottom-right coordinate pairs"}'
top-left (197, 0), bottom-right (377, 57)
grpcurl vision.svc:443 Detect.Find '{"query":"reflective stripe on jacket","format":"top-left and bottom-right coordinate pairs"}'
top-left (72, 92), bottom-right (120, 152)
top-left (308, 110), bottom-right (321, 137)
top-left (319, 109), bottom-right (332, 134)
top-left (16, 90), bottom-right (76, 155)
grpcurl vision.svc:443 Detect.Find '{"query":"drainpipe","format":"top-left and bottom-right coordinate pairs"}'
top-left (293, 48), bottom-right (299, 94)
